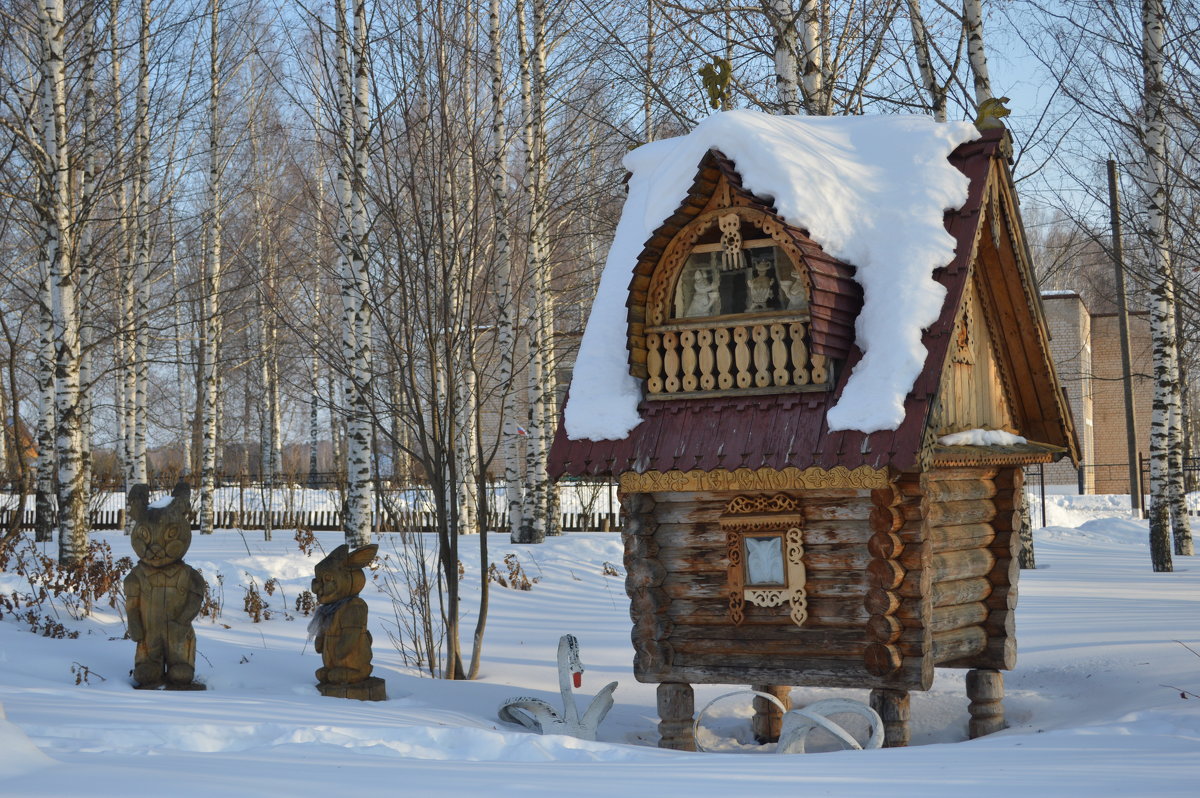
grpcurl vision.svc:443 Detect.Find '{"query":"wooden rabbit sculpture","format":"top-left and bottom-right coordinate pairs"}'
top-left (309, 543), bottom-right (386, 700)
top-left (124, 481), bottom-right (206, 690)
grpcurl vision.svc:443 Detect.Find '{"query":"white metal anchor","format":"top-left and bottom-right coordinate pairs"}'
top-left (497, 634), bottom-right (618, 741)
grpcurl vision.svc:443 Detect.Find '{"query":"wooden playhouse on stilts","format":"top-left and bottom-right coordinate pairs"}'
top-left (549, 116), bottom-right (1079, 750)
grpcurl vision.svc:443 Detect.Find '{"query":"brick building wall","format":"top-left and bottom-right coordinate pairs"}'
top-left (1088, 311), bottom-right (1153, 494)
top-left (1041, 293), bottom-right (1093, 490)
top-left (1040, 292), bottom-right (1152, 494)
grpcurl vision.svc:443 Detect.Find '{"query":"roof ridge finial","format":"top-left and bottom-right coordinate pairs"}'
top-left (974, 96), bottom-right (1011, 131)
top-left (698, 57), bottom-right (732, 111)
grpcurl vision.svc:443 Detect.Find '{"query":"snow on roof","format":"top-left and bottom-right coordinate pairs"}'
top-left (564, 110), bottom-right (980, 441)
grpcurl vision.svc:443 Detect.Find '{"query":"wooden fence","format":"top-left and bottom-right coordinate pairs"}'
top-left (0, 507), bottom-right (623, 534)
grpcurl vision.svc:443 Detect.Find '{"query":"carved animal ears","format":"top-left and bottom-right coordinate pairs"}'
top-left (322, 543), bottom-right (378, 570)
top-left (346, 544), bottom-right (378, 569)
top-left (127, 484), bottom-right (150, 523)
top-left (166, 481), bottom-right (191, 520)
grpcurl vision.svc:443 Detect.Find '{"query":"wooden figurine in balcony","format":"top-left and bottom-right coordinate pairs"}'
top-left (550, 112), bottom-right (1080, 750)
top-left (125, 481), bottom-right (206, 690)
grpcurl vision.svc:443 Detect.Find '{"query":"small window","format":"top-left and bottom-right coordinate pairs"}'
top-left (743, 534), bottom-right (785, 586)
top-left (674, 242), bottom-right (806, 320)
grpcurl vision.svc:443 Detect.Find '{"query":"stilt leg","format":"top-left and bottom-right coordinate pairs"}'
top-left (750, 684), bottom-right (792, 743)
top-left (657, 682), bottom-right (696, 751)
top-left (869, 688), bottom-right (910, 747)
top-left (966, 668), bottom-right (1005, 738)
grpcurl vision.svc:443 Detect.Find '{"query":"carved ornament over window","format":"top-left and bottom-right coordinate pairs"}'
top-left (720, 494), bottom-right (807, 628)
top-left (640, 207), bottom-right (830, 399)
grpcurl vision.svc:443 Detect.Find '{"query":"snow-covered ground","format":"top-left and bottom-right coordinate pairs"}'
top-left (1, 495), bottom-right (1198, 797)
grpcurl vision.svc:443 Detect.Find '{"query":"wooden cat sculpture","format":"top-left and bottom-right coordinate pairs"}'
top-left (309, 543), bottom-right (386, 701)
top-left (124, 481), bottom-right (206, 690)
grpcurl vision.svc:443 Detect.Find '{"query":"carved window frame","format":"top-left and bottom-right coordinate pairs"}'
top-left (720, 494), bottom-right (808, 628)
top-left (645, 206), bottom-right (812, 329)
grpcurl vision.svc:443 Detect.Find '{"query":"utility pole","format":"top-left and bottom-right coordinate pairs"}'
top-left (1108, 158), bottom-right (1142, 517)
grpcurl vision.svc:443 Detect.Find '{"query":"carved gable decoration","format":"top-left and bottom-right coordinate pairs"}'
top-left (627, 151), bottom-right (861, 401)
top-left (931, 278), bottom-right (1015, 437)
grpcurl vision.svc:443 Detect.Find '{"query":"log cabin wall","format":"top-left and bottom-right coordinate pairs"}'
top-left (624, 486), bottom-right (929, 691)
top-left (920, 466), bottom-right (1019, 672)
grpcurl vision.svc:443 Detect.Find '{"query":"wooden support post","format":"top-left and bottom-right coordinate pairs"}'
top-left (869, 688), bottom-right (911, 747)
top-left (966, 668), bottom-right (1006, 738)
top-left (750, 684), bottom-right (791, 743)
top-left (657, 682), bottom-right (696, 751)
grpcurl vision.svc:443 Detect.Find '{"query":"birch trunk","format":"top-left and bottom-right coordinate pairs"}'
top-left (514, 0), bottom-right (545, 544)
top-left (799, 0), bottom-right (825, 114)
top-left (108, 0), bottom-right (131, 486)
top-left (39, 0), bottom-right (87, 565)
top-left (132, 0), bottom-right (152, 487)
top-left (531, 0), bottom-right (558, 537)
top-left (1142, 0), bottom-right (1180, 571)
top-left (490, 0), bottom-right (522, 539)
top-left (334, 0), bottom-right (373, 548)
top-left (78, 6), bottom-right (98, 497)
top-left (763, 1), bottom-right (801, 114)
top-left (907, 0), bottom-right (946, 121)
top-left (964, 0), bottom-right (994, 106)
top-left (200, 0), bottom-right (223, 535)
top-left (35, 260), bottom-right (55, 543)
top-left (645, 0), bottom-right (655, 140)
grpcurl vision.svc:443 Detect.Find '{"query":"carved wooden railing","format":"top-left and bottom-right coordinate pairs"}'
top-left (644, 314), bottom-right (830, 397)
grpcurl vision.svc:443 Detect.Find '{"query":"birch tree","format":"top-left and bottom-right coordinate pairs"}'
top-left (1142, 0), bottom-right (1191, 569)
top-left (963, 0), bottom-right (993, 106)
top-left (332, 0), bottom-right (374, 548)
top-left (37, 0), bottom-right (87, 565)
top-left (200, 0), bottom-right (223, 536)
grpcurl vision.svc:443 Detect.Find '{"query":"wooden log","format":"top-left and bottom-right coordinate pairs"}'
top-left (931, 625), bottom-right (987, 664)
top-left (655, 543), bottom-right (872, 574)
top-left (988, 556), bottom-right (1020, 589)
top-left (984, 584), bottom-right (1017, 611)
top-left (924, 499), bottom-right (996, 528)
top-left (923, 478), bottom-right (996, 504)
top-left (651, 521), bottom-right (874, 550)
top-left (657, 683), bottom-right (697, 751)
top-left (897, 565), bottom-right (932, 599)
top-left (645, 660), bottom-right (927, 690)
top-left (648, 493), bottom-right (874, 525)
top-left (922, 467), bottom-right (998, 483)
top-left (918, 548), bottom-right (995, 583)
top-left (866, 614), bottom-right (903, 643)
top-left (928, 601), bottom-right (988, 633)
top-left (966, 669), bottom-right (1006, 738)
top-left (664, 596), bottom-right (871, 627)
top-left (928, 522), bottom-right (996, 553)
top-left (867, 531), bottom-right (904, 559)
top-left (869, 688), bottom-right (910, 748)
top-left (670, 632), bottom-right (865, 660)
top-left (869, 505), bottom-right (902, 534)
top-left (660, 570), bottom-right (869, 599)
top-left (751, 684), bottom-right (792, 743)
top-left (867, 558), bottom-right (905, 589)
top-left (932, 577), bottom-right (992, 608)
top-left (864, 587), bottom-right (900, 616)
top-left (864, 642), bottom-right (903, 675)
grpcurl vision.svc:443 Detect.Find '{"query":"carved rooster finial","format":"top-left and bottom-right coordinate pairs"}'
top-left (698, 57), bottom-right (733, 111)
top-left (974, 96), bottom-right (1012, 130)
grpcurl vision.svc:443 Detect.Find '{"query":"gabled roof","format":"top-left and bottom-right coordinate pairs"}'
top-left (549, 127), bottom-right (1079, 478)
